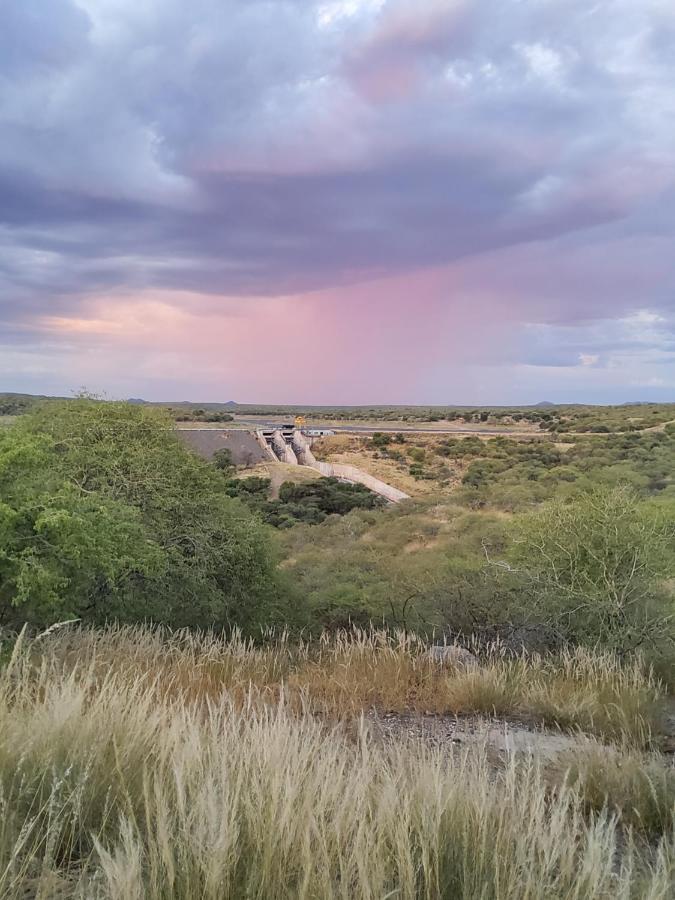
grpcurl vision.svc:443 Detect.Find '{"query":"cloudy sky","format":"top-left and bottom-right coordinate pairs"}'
top-left (1, 0), bottom-right (674, 404)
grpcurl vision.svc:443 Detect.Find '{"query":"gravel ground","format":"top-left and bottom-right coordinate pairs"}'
top-left (367, 711), bottom-right (588, 760)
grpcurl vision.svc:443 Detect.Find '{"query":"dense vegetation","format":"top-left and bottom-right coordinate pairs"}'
top-left (380, 430), bottom-right (675, 502)
top-left (0, 400), bottom-right (288, 632)
top-left (6, 393), bottom-right (675, 432)
top-left (173, 408), bottom-right (235, 423)
top-left (0, 392), bottom-right (42, 416)
top-left (280, 430), bottom-right (675, 671)
top-left (1, 398), bottom-right (674, 672)
top-left (225, 475), bottom-right (384, 527)
top-left (1, 399), bottom-right (674, 898)
top-left (279, 487), bottom-right (674, 666)
top-left (194, 400), bottom-right (675, 431)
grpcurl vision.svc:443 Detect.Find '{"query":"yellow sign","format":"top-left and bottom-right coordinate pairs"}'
top-left (294, 415), bottom-right (307, 430)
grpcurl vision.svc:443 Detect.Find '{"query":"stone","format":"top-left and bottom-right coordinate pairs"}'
top-left (423, 645), bottom-right (479, 670)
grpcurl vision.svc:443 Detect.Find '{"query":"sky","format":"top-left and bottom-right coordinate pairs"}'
top-left (1, 0), bottom-right (674, 405)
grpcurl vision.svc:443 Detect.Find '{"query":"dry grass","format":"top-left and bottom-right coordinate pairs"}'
top-left (25, 626), bottom-right (667, 745)
top-left (0, 627), bottom-right (673, 898)
top-left (289, 638), bottom-right (667, 744)
top-left (549, 741), bottom-right (675, 838)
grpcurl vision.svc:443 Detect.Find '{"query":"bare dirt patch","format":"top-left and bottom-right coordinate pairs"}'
top-left (368, 711), bottom-right (584, 760)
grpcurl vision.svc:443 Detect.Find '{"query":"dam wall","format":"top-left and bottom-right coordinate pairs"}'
top-left (178, 429), bottom-right (267, 465)
top-left (273, 429), bottom-right (298, 465)
top-left (314, 461), bottom-right (410, 503)
top-left (291, 429), bottom-right (319, 466)
top-left (255, 427), bottom-right (409, 503)
top-left (255, 429), bottom-right (279, 461)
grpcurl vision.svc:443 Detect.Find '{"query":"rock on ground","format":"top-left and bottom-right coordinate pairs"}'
top-left (423, 645), bottom-right (479, 669)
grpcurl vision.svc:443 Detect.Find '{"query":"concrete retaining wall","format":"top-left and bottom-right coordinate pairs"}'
top-left (322, 462), bottom-right (410, 503)
top-left (253, 428), bottom-right (408, 503)
top-left (178, 429), bottom-right (267, 465)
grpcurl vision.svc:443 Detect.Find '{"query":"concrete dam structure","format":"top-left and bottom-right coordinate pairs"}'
top-left (257, 428), bottom-right (410, 504)
top-left (178, 428), bottom-right (268, 466)
top-left (179, 425), bottom-right (410, 503)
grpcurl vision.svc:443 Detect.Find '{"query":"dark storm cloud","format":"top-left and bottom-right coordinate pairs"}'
top-left (1, 0), bottom-right (674, 328)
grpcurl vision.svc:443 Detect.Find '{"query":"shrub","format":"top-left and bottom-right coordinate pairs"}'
top-left (212, 447), bottom-right (235, 472)
top-left (0, 400), bottom-right (283, 632)
top-left (509, 486), bottom-right (674, 653)
top-left (371, 432), bottom-right (391, 449)
top-left (226, 477), bottom-right (383, 527)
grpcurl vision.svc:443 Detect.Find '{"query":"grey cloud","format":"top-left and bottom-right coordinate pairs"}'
top-left (1, 0), bottom-right (674, 331)
top-left (516, 310), bottom-right (675, 372)
top-left (0, 0), bottom-right (90, 75)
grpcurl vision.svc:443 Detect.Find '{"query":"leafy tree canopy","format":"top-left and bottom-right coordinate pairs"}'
top-left (0, 399), bottom-right (286, 631)
top-left (508, 486), bottom-right (674, 652)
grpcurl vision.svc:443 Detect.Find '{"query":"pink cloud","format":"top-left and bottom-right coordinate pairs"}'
top-left (22, 262), bottom-right (520, 402)
top-left (343, 0), bottom-right (470, 104)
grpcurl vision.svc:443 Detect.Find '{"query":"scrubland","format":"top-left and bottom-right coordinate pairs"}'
top-left (2, 399), bottom-right (675, 898)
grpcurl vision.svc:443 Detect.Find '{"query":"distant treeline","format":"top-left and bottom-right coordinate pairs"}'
top-left (165, 401), bottom-right (675, 433)
top-left (3, 393), bottom-right (675, 434)
top-left (0, 393), bottom-right (41, 416)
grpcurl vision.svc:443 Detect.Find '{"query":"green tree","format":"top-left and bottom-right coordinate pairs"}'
top-left (0, 399), bottom-right (288, 632)
top-left (509, 486), bottom-right (674, 652)
top-left (371, 432), bottom-right (391, 449)
top-left (213, 447), bottom-right (235, 473)
top-left (0, 440), bottom-right (162, 625)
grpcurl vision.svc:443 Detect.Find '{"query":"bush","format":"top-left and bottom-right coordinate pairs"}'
top-left (212, 447), bottom-right (235, 472)
top-left (371, 432), bottom-right (391, 449)
top-left (509, 486), bottom-right (674, 654)
top-left (225, 477), bottom-right (383, 527)
top-left (0, 400), bottom-right (284, 632)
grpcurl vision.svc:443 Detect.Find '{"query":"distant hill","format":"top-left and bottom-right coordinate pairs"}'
top-left (127, 399), bottom-right (238, 407)
top-left (0, 392), bottom-right (67, 415)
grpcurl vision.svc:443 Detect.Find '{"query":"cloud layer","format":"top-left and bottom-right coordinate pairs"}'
top-left (1, 0), bottom-right (674, 401)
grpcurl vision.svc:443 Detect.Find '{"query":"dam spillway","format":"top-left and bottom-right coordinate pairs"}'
top-left (257, 428), bottom-right (410, 504)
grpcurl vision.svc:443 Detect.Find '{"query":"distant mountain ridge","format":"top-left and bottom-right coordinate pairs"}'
top-left (127, 398), bottom-right (238, 407)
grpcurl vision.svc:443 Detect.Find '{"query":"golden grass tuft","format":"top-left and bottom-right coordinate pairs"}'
top-left (0, 626), bottom-right (672, 898)
top-left (11, 625), bottom-right (666, 743)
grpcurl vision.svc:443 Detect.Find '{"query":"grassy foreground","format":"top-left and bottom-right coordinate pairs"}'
top-left (0, 627), bottom-right (673, 898)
